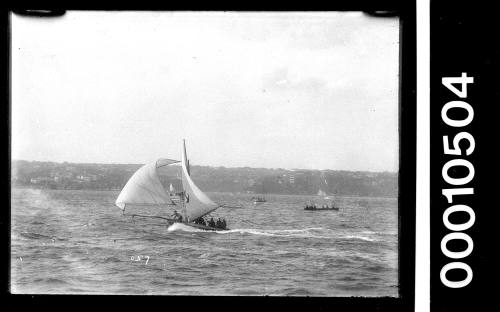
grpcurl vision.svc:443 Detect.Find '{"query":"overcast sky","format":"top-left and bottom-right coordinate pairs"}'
top-left (11, 11), bottom-right (399, 172)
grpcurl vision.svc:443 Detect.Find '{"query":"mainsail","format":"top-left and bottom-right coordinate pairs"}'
top-left (181, 140), bottom-right (220, 221)
top-left (115, 158), bottom-right (179, 210)
top-left (317, 174), bottom-right (328, 196)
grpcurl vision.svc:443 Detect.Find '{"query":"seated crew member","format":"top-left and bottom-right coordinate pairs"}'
top-left (172, 210), bottom-right (182, 221)
top-left (216, 218), bottom-right (222, 228)
top-left (222, 218), bottom-right (227, 229)
top-left (209, 217), bottom-right (215, 227)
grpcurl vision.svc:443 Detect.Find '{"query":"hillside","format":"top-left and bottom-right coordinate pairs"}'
top-left (11, 160), bottom-right (398, 198)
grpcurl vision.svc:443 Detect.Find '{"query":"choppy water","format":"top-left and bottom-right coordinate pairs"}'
top-left (10, 188), bottom-right (398, 296)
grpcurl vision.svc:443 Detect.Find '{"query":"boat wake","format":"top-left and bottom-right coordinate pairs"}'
top-left (166, 223), bottom-right (328, 237)
top-left (167, 223), bottom-right (207, 233)
top-left (217, 227), bottom-right (333, 238)
top-left (166, 224), bottom-right (383, 242)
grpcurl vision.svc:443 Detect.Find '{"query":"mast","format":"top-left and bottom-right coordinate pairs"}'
top-left (181, 139), bottom-right (189, 221)
top-left (180, 139), bottom-right (220, 221)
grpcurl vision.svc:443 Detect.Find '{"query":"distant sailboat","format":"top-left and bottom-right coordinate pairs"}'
top-left (306, 174), bottom-right (339, 211)
top-left (252, 182), bottom-right (267, 204)
top-left (252, 196), bottom-right (266, 204)
top-left (317, 189), bottom-right (327, 197)
top-left (318, 177), bottom-right (334, 199)
top-left (168, 183), bottom-right (181, 202)
top-left (115, 140), bottom-right (230, 231)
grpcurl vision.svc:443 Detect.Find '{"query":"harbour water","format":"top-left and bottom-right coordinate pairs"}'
top-left (10, 188), bottom-right (398, 296)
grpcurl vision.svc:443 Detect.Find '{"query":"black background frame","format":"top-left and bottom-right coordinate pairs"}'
top-left (1, 2), bottom-right (416, 310)
top-left (430, 1), bottom-right (498, 311)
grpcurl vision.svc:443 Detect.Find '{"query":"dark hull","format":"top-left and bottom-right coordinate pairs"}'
top-left (180, 222), bottom-right (229, 231)
top-left (304, 207), bottom-right (339, 211)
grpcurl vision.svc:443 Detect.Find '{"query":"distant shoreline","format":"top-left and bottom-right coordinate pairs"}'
top-left (11, 159), bottom-right (397, 174)
top-left (11, 186), bottom-right (398, 200)
top-left (11, 160), bottom-right (398, 198)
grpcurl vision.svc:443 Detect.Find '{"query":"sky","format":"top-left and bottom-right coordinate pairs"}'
top-left (11, 11), bottom-right (400, 172)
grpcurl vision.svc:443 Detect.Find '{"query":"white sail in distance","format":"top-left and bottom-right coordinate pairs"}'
top-left (181, 140), bottom-right (220, 221)
top-left (115, 158), bottom-right (179, 210)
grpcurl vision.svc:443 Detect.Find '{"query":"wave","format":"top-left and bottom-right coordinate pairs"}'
top-left (283, 287), bottom-right (318, 296)
top-left (360, 230), bottom-right (397, 236)
top-left (103, 256), bottom-right (122, 263)
top-left (341, 235), bottom-right (377, 242)
top-left (33, 277), bottom-right (69, 285)
top-left (19, 232), bottom-right (57, 241)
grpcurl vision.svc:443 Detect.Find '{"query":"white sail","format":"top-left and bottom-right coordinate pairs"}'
top-left (115, 158), bottom-right (179, 210)
top-left (181, 140), bottom-right (219, 221)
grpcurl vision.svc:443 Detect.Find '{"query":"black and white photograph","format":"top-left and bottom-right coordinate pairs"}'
top-left (10, 11), bottom-right (401, 296)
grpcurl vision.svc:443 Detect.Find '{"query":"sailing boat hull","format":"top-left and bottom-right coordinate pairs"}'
top-left (176, 222), bottom-right (229, 231)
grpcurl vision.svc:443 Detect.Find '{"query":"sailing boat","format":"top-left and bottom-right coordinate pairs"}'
top-left (115, 140), bottom-right (230, 231)
top-left (252, 182), bottom-right (266, 204)
top-left (317, 175), bottom-right (335, 199)
top-left (305, 174), bottom-right (338, 210)
top-left (169, 183), bottom-right (181, 202)
top-left (317, 189), bottom-right (327, 197)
